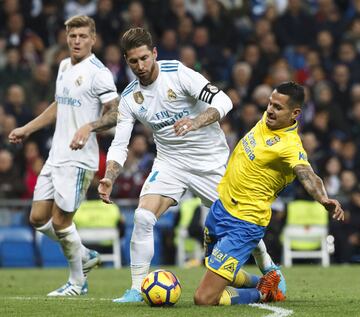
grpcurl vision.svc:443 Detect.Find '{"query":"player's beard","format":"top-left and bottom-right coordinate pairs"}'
top-left (139, 60), bottom-right (157, 85)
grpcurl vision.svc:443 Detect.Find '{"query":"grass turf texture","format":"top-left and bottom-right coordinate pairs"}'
top-left (0, 265), bottom-right (359, 317)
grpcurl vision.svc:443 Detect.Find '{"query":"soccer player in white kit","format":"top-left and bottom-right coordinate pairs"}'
top-left (98, 28), bottom-right (284, 303)
top-left (9, 16), bottom-right (119, 296)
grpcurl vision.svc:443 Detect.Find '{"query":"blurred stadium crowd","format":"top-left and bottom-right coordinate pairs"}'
top-left (0, 0), bottom-right (360, 264)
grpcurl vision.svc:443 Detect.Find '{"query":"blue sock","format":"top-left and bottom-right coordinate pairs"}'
top-left (220, 287), bottom-right (261, 305)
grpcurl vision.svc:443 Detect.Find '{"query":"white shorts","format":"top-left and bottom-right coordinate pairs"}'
top-left (33, 162), bottom-right (94, 212)
top-left (140, 160), bottom-right (225, 207)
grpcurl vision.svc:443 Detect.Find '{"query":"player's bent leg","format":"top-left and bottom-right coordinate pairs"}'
top-left (232, 269), bottom-right (260, 288)
top-left (29, 200), bottom-right (54, 229)
top-left (194, 269), bottom-right (262, 306)
top-left (194, 269), bottom-right (229, 305)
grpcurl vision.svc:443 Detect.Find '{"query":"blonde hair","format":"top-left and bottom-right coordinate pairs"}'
top-left (65, 15), bottom-right (96, 34)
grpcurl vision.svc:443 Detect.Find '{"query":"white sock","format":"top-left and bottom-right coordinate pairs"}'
top-left (36, 219), bottom-right (59, 241)
top-left (130, 208), bottom-right (157, 291)
top-left (56, 223), bottom-right (85, 286)
top-left (252, 239), bottom-right (274, 273)
top-left (37, 219), bottom-right (89, 263)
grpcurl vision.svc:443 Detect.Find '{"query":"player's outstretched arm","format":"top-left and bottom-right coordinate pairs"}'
top-left (294, 164), bottom-right (345, 221)
top-left (70, 97), bottom-right (119, 150)
top-left (174, 108), bottom-right (220, 136)
top-left (8, 101), bottom-right (57, 144)
top-left (98, 159), bottom-right (123, 204)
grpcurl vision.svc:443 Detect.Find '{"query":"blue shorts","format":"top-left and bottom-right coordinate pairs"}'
top-left (204, 199), bottom-right (266, 282)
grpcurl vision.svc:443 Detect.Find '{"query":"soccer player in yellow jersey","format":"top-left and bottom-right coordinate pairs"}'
top-left (194, 82), bottom-right (345, 306)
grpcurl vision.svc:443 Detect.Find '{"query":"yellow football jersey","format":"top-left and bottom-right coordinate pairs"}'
top-left (218, 112), bottom-right (310, 226)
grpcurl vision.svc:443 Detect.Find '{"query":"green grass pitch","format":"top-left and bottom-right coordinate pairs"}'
top-left (0, 265), bottom-right (359, 317)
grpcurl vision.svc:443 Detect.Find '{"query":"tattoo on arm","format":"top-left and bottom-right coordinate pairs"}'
top-left (90, 97), bottom-right (119, 132)
top-left (105, 160), bottom-right (123, 183)
top-left (192, 108), bottom-right (220, 130)
top-left (294, 164), bottom-right (328, 203)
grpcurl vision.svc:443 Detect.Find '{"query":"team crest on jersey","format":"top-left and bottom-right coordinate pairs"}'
top-left (167, 89), bottom-right (177, 101)
top-left (75, 76), bottom-right (83, 87)
top-left (266, 135), bottom-right (280, 146)
top-left (133, 91), bottom-right (144, 104)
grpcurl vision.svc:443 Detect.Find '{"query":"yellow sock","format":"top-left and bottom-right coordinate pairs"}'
top-left (219, 287), bottom-right (237, 306)
top-left (233, 269), bottom-right (259, 288)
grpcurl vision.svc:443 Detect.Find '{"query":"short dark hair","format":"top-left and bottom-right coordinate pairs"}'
top-left (276, 81), bottom-right (305, 109)
top-left (120, 28), bottom-right (154, 56)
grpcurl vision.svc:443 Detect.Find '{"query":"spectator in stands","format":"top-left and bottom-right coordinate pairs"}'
top-left (24, 63), bottom-right (55, 110)
top-left (121, 1), bottom-right (153, 34)
top-left (251, 84), bottom-right (272, 111)
top-left (4, 85), bottom-right (33, 127)
top-left (322, 155), bottom-right (342, 197)
top-left (177, 16), bottom-right (194, 45)
top-left (92, 0), bottom-right (122, 46)
top-left (315, 29), bottom-right (336, 73)
top-left (331, 169), bottom-right (358, 263)
top-left (103, 44), bottom-right (129, 92)
top-left (312, 80), bottom-right (349, 134)
top-left (64, 0), bottom-right (97, 20)
top-left (337, 40), bottom-right (360, 83)
top-left (347, 187), bottom-right (360, 261)
top-left (157, 29), bottom-right (179, 61)
top-left (179, 45), bottom-right (201, 72)
top-left (192, 25), bottom-right (225, 81)
top-left (274, 0), bottom-right (316, 48)
top-left (331, 63), bottom-right (352, 116)
top-left (349, 101), bottom-right (360, 143)
top-left (21, 140), bottom-right (44, 199)
top-left (0, 148), bottom-right (25, 198)
top-left (0, 47), bottom-right (30, 99)
top-left (201, 0), bottom-right (237, 53)
top-left (30, 0), bottom-right (64, 47)
top-left (230, 61), bottom-right (253, 102)
top-left (113, 134), bottom-right (154, 199)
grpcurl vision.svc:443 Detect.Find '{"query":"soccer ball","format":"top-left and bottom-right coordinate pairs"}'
top-left (141, 269), bottom-right (182, 307)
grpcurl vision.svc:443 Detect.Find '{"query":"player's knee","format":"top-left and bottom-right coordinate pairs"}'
top-left (29, 212), bottom-right (48, 228)
top-left (133, 208), bottom-right (157, 232)
top-left (194, 289), bottom-right (219, 306)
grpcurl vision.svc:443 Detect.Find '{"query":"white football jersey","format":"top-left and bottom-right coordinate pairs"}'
top-left (48, 54), bottom-right (118, 170)
top-left (107, 60), bottom-right (229, 173)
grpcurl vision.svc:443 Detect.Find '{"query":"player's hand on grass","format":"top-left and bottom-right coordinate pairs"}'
top-left (8, 127), bottom-right (29, 144)
top-left (321, 198), bottom-right (345, 221)
top-left (174, 118), bottom-right (196, 136)
top-left (70, 124), bottom-right (92, 150)
top-left (98, 178), bottom-right (113, 204)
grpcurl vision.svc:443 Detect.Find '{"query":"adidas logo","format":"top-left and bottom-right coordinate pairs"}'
top-left (139, 106), bottom-right (147, 113)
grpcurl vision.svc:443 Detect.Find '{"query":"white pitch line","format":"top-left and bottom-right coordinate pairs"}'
top-left (250, 303), bottom-right (293, 317)
top-left (2, 296), bottom-right (112, 301)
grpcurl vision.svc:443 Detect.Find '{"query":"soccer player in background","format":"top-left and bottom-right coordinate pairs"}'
top-left (8, 15), bottom-right (119, 296)
top-left (193, 82), bottom-right (345, 306)
top-left (98, 27), bottom-right (285, 303)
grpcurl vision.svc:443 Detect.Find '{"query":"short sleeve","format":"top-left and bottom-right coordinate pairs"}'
top-left (281, 142), bottom-right (311, 169)
top-left (177, 62), bottom-right (209, 99)
top-left (92, 69), bottom-right (118, 103)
